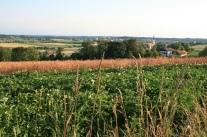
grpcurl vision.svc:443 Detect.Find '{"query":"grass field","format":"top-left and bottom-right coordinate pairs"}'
top-left (51, 38), bottom-right (83, 43)
top-left (188, 44), bottom-right (207, 56)
top-left (0, 42), bottom-right (82, 55)
top-left (30, 43), bottom-right (81, 48)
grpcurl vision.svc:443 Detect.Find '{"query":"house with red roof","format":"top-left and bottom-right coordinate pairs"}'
top-left (176, 50), bottom-right (188, 57)
top-left (146, 36), bottom-right (155, 49)
top-left (46, 51), bottom-right (56, 57)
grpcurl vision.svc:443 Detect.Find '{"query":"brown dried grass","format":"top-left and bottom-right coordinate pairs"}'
top-left (0, 57), bottom-right (207, 74)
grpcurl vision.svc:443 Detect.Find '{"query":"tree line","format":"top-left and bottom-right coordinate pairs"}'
top-left (70, 39), bottom-right (198, 59)
top-left (0, 47), bottom-right (65, 61)
top-left (70, 39), bottom-right (162, 59)
top-left (0, 47), bottom-right (39, 61)
top-left (0, 39), bottom-right (207, 61)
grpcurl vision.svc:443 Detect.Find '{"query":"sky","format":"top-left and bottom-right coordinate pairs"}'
top-left (0, 0), bottom-right (207, 38)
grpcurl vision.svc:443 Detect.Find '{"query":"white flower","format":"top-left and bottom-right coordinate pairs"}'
top-left (0, 97), bottom-right (8, 103)
top-left (91, 79), bottom-right (95, 84)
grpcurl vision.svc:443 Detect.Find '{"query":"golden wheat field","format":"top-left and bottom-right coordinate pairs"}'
top-left (0, 57), bottom-right (207, 74)
top-left (0, 43), bottom-right (33, 48)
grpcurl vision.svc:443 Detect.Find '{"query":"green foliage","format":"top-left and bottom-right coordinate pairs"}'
top-left (70, 40), bottom-right (98, 60)
top-left (0, 47), bottom-right (12, 61)
top-left (105, 41), bottom-right (126, 58)
top-left (12, 47), bottom-right (39, 61)
top-left (55, 47), bottom-right (64, 60)
top-left (124, 39), bottom-right (139, 58)
top-left (0, 64), bottom-right (207, 136)
top-left (71, 39), bottom-right (152, 59)
top-left (96, 40), bottom-right (108, 59)
top-left (168, 43), bottom-right (182, 50)
top-left (199, 46), bottom-right (207, 57)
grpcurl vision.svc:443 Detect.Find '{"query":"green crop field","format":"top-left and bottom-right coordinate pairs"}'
top-left (0, 42), bottom-right (82, 56)
top-left (0, 63), bottom-right (207, 136)
top-left (30, 43), bottom-right (81, 48)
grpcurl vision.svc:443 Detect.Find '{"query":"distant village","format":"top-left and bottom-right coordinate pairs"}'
top-left (0, 34), bottom-right (207, 60)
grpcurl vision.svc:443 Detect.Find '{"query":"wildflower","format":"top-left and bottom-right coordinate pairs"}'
top-left (88, 94), bottom-right (93, 99)
top-left (0, 97), bottom-right (8, 103)
top-left (91, 79), bottom-right (95, 84)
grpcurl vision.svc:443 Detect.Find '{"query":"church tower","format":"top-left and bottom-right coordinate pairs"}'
top-left (152, 36), bottom-right (155, 45)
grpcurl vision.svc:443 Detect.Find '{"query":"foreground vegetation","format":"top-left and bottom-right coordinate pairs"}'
top-left (0, 60), bottom-right (207, 136)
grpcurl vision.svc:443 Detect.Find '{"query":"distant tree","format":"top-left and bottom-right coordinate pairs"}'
top-left (145, 50), bottom-right (153, 57)
top-left (105, 41), bottom-right (126, 58)
top-left (39, 52), bottom-right (47, 60)
top-left (199, 46), bottom-right (207, 57)
top-left (12, 47), bottom-right (39, 61)
top-left (70, 40), bottom-right (98, 60)
top-left (55, 47), bottom-right (64, 60)
top-left (124, 39), bottom-right (139, 58)
top-left (168, 43), bottom-right (181, 50)
top-left (70, 52), bottom-right (83, 60)
top-left (25, 47), bottom-right (39, 60)
top-left (12, 47), bottom-right (26, 61)
top-left (81, 40), bottom-right (98, 59)
top-left (150, 46), bottom-right (159, 57)
top-left (180, 42), bottom-right (193, 52)
top-left (137, 45), bottom-right (147, 57)
top-left (0, 47), bottom-right (12, 61)
top-left (96, 40), bottom-right (108, 59)
top-left (156, 43), bottom-right (166, 51)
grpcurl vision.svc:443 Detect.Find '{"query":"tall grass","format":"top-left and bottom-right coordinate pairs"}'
top-left (0, 57), bottom-right (207, 74)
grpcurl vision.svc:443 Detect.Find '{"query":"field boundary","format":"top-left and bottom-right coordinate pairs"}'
top-left (0, 57), bottom-right (207, 74)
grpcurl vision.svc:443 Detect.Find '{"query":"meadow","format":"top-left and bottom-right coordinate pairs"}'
top-left (188, 44), bottom-right (207, 57)
top-left (0, 57), bottom-right (207, 136)
top-left (0, 42), bottom-right (82, 56)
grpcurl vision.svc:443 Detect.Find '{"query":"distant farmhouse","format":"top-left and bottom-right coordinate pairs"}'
top-left (46, 51), bottom-right (56, 57)
top-left (159, 48), bottom-right (175, 57)
top-left (146, 36), bottom-right (156, 49)
top-left (159, 48), bottom-right (188, 57)
top-left (176, 50), bottom-right (188, 57)
top-left (145, 36), bottom-right (188, 57)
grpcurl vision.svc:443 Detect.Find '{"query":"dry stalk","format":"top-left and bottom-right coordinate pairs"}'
top-left (112, 96), bottom-right (119, 137)
top-left (64, 64), bottom-right (80, 137)
top-left (86, 52), bottom-right (104, 137)
top-left (118, 89), bottom-right (131, 137)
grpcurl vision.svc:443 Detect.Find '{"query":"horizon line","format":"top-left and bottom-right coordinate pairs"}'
top-left (0, 34), bottom-right (207, 39)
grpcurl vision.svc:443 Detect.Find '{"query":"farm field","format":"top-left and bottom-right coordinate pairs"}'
top-left (0, 42), bottom-right (82, 56)
top-left (0, 43), bottom-right (34, 48)
top-left (188, 44), bottom-right (207, 56)
top-left (0, 63), bottom-right (206, 136)
top-left (0, 42), bottom-right (81, 48)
